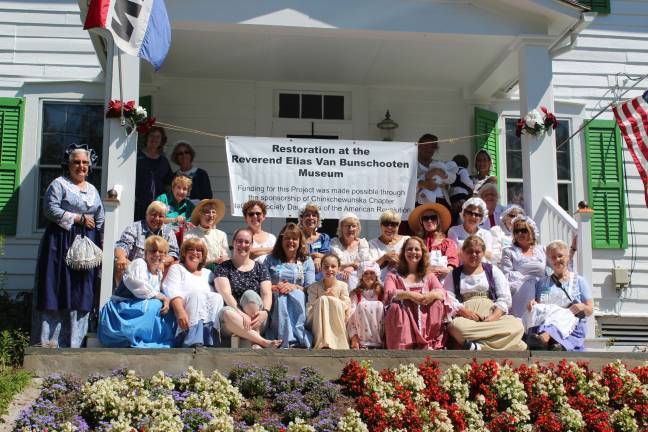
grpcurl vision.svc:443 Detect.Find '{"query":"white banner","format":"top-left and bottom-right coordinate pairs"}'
top-left (225, 136), bottom-right (417, 219)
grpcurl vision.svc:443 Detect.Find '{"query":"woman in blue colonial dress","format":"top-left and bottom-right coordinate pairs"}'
top-left (527, 240), bottom-right (593, 351)
top-left (33, 145), bottom-right (104, 348)
top-left (298, 203), bottom-right (330, 276)
top-left (98, 235), bottom-right (176, 348)
top-left (164, 238), bottom-right (224, 347)
top-left (264, 223), bottom-right (315, 348)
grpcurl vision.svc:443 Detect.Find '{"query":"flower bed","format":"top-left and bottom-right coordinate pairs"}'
top-left (12, 359), bottom-right (648, 432)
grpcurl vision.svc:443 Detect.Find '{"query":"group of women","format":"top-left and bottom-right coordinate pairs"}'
top-left (32, 135), bottom-right (592, 353)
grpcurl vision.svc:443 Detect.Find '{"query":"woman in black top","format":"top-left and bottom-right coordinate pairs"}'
top-left (170, 140), bottom-right (213, 204)
top-left (214, 228), bottom-right (281, 348)
top-left (134, 126), bottom-right (173, 220)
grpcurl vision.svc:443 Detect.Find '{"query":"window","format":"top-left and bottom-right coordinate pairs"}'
top-left (576, 0), bottom-right (610, 14)
top-left (277, 92), bottom-right (347, 120)
top-left (504, 117), bottom-right (573, 212)
top-left (37, 102), bottom-right (103, 228)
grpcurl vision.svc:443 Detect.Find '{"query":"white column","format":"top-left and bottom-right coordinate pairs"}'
top-left (575, 208), bottom-right (596, 339)
top-left (99, 40), bottom-right (140, 308)
top-left (517, 37), bottom-right (558, 218)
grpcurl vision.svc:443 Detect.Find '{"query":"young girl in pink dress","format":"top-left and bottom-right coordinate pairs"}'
top-left (348, 261), bottom-right (385, 349)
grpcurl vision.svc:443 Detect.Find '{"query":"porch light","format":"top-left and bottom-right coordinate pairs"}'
top-left (377, 110), bottom-right (399, 141)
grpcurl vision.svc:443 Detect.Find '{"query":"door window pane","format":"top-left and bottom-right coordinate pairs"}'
top-left (555, 121), bottom-right (571, 181)
top-left (301, 94), bottom-right (322, 119)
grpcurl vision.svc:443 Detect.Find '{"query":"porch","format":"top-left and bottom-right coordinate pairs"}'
top-left (80, 1), bottom-right (601, 337)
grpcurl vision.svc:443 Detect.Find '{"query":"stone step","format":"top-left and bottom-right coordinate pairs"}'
top-left (22, 347), bottom-right (648, 380)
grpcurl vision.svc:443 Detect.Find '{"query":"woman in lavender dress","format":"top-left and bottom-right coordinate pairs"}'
top-left (32, 144), bottom-right (104, 348)
top-left (499, 216), bottom-right (546, 326)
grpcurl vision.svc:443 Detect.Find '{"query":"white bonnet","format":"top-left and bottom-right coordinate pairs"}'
top-left (460, 197), bottom-right (489, 225)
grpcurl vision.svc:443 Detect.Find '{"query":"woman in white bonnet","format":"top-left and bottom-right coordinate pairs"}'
top-left (447, 197), bottom-right (494, 263)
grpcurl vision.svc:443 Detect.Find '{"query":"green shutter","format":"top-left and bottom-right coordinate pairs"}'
top-left (584, 119), bottom-right (627, 249)
top-left (0, 97), bottom-right (24, 236)
top-left (473, 106), bottom-right (499, 184)
top-left (577, 0), bottom-right (610, 14)
top-left (137, 95), bottom-right (153, 149)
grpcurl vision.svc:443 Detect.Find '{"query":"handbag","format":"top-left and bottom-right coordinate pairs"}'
top-left (65, 228), bottom-right (103, 270)
top-left (550, 274), bottom-right (585, 319)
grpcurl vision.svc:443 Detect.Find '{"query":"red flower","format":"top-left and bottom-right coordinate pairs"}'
top-left (124, 100), bottom-right (136, 113)
top-left (137, 117), bottom-right (157, 134)
top-left (106, 99), bottom-right (123, 118)
top-left (339, 360), bottom-right (368, 397)
top-left (515, 118), bottom-right (525, 137)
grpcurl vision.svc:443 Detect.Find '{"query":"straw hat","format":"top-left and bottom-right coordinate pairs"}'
top-left (408, 203), bottom-right (452, 234)
top-left (191, 199), bottom-right (225, 226)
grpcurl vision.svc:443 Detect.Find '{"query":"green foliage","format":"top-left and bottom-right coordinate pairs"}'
top-left (0, 329), bottom-right (28, 369)
top-left (0, 368), bottom-right (30, 419)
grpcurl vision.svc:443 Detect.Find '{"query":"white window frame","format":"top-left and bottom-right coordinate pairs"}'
top-left (16, 82), bottom-right (104, 238)
top-left (493, 101), bottom-right (587, 215)
top-left (273, 89), bottom-right (352, 121)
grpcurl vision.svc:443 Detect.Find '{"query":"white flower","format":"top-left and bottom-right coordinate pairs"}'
top-left (336, 409), bottom-right (369, 432)
top-left (524, 109), bottom-right (543, 128)
top-left (135, 106), bottom-right (147, 117)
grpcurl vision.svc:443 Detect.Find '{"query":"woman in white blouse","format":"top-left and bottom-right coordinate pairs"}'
top-left (448, 197), bottom-right (494, 262)
top-left (368, 210), bottom-right (409, 281)
top-left (184, 199), bottom-right (229, 270)
top-left (165, 238), bottom-right (224, 347)
top-left (330, 212), bottom-right (370, 289)
top-left (243, 199), bottom-right (276, 262)
top-left (443, 235), bottom-right (526, 351)
top-left (99, 236), bottom-right (176, 348)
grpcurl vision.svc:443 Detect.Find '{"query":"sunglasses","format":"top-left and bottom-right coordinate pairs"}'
top-left (247, 211), bottom-right (263, 217)
top-left (463, 210), bottom-right (483, 218)
top-left (513, 228), bottom-right (529, 235)
top-left (421, 214), bottom-right (438, 222)
top-left (175, 150), bottom-right (191, 156)
top-left (381, 221), bottom-right (399, 228)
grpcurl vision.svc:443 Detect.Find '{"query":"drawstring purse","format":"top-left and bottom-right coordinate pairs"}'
top-left (66, 227), bottom-right (102, 270)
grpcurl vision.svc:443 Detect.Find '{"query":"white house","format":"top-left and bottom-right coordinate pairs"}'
top-left (0, 0), bottom-right (646, 349)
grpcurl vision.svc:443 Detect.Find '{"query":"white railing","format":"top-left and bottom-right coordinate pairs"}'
top-left (535, 196), bottom-right (577, 247)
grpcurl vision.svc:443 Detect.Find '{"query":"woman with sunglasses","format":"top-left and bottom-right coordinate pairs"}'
top-left (448, 198), bottom-right (494, 262)
top-left (170, 141), bottom-right (213, 204)
top-left (242, 200), bottom-right (276, 262)
top-left (527, 240), bottom-right (592, 351)
top-left (164, 238), bottom-right (224, 347)
top-left (500, 216), bottom-right (546, 323)
top-left (264, 223), bottom-right (315, 348)
top-left (384, 237), bottom-right (450, 350)
top-left (368, 210), bottom-right (409, 281)
top-left (408, 203), bottom-right (458, 282)
top-left (490, 205), bottom-right (525, 265)
top-left (444, 235), bottom-right (526, 351)
top-left (99, 236), bottom-right (176, 348)
top-left (298, 203), bottom-right (331, 274)
top-left (214, 228), bottom-right (282, 348)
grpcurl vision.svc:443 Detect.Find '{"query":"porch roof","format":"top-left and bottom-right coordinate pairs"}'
top-left (131, 0), bottom-right (586, 98)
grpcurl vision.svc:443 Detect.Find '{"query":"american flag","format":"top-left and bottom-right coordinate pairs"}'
top-left (613, 90), bottom-right (648, 206)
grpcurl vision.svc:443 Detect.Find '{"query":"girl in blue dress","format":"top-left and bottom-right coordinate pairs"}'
top-left (264, 223), bottom-right (315, 348)
top-left (98, 236), bottom-right (176, 348)
top-left (33, 144), bottom-right (104, 348)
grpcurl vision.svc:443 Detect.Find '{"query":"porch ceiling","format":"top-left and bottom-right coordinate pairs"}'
top-left (156, 26), bottom-right (513, 89)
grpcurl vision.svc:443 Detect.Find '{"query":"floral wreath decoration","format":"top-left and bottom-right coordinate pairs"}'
top-left (106, 99), bottom-right (157, 135)
top-left (516, 106), bottom-right (559, 137)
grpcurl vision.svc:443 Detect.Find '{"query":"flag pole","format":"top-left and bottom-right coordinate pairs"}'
top-left (556, 72), bottom-right (648, 151)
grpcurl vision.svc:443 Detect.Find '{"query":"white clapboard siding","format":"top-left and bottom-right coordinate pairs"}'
top-left (553, 0), bottom-right (648, 313)
top-left (0, 1), bottom-right (102, 292)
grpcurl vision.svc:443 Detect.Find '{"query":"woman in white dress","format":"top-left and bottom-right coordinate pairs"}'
top-left (490, 205), bottom-right (525, 265)
top-left (368, 210), bottom-right (409, 281)
top-left (243, 199), bottom-right (276, 262)
top-left (347, 261), bottom-right (385, 349)
top-left (500, 216), bottom-right (546, 325)
top-left (184, 199), bottom-right (229, 271)
top-left (165, 238), bottom-right (224, 347)
top-left (448, 197), bottom-right (494, 263)
top-left (330, 212), bottom-right (370, 290)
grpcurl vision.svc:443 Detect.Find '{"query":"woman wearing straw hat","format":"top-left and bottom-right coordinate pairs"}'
top-left (408, 203), bottom-right (458, 282)
top-left (184, 199), bottom-right (229, 271)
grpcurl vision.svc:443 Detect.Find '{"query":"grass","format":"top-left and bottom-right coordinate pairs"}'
top-left (0, 367), bottom-right (31, 420)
